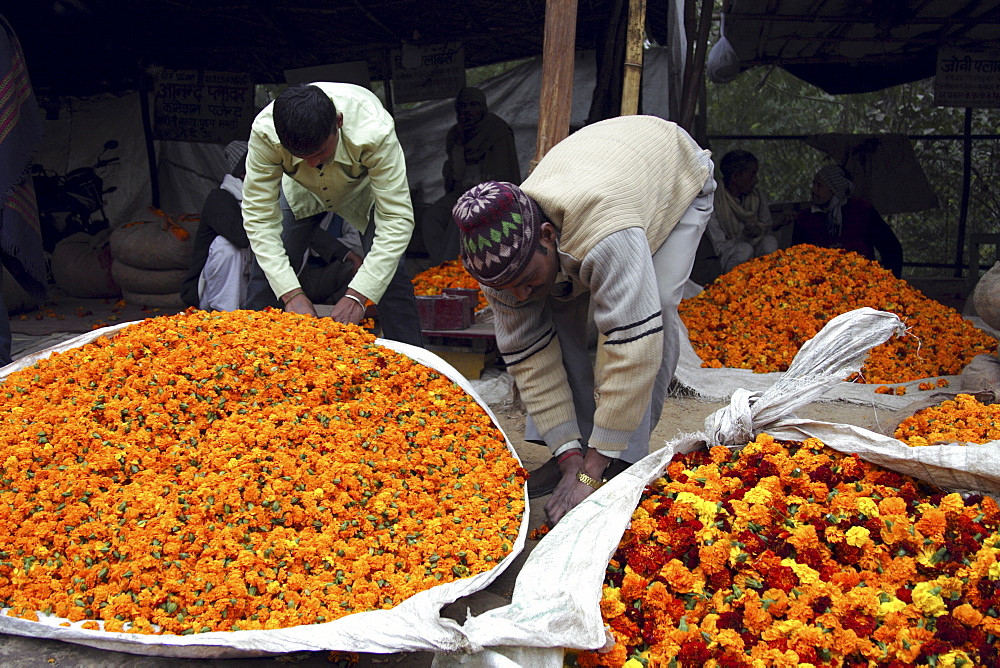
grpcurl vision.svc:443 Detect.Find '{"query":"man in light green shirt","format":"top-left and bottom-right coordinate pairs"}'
top-left (241, 82), bottom-right (423, 346)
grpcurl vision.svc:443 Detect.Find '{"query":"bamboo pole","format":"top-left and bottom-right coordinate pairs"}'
top-left (679, 0), bottom-right (713, 131)
top-left (532, 0), bottom-right (578, 171)
top-left (620, 0), bottom-right (647, 115)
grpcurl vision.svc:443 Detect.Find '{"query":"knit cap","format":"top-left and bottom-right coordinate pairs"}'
top-left (225, 140), bottom-right (249, 174)
top-left (815, 164), bottom-right (852, 200)
top-left (452, 181), bottom-right (543, 288)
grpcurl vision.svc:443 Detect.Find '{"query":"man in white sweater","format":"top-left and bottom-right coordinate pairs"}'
top-left (452, 115), bottom-right (714, 525)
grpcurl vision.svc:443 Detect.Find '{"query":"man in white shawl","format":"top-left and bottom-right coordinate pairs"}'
top-left (704, 150), bottom-right (778, 273)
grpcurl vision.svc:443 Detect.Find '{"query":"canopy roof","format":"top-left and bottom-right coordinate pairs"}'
top-left (722, 0), bottom-right (1000, 94)
top-left (5, 1), bottom-right (672, 97)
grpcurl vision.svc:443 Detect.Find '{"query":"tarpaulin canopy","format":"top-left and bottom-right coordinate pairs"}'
top-left (717, 0), bottom-right (1000, 94)
top-left (3, 0), bottom-right (675, 97)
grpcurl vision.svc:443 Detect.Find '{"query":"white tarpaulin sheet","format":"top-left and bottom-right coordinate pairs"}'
top-left (431, 307), bottom-right (1000, 667)
top-left (672, 281), bottom-right (988, 410)
top-left (0, 322), bottom-right (528, 658)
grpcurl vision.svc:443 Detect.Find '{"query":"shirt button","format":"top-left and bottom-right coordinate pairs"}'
top-left (323, 187), bottom-right (328, 190)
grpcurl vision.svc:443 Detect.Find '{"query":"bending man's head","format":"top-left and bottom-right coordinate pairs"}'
top-left (452, 181), bottom-right (557, 299)
top-left (273, 84), bottom-right (342, 162)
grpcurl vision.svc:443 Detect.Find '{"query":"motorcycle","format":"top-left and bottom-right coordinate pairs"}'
top-left (32, 140), bottom-right (120, 252)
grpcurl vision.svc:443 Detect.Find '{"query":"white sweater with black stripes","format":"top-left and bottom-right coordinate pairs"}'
top-left (484, 116), bottom-right (711, 453)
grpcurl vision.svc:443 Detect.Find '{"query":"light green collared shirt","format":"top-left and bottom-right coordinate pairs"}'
top-left (242, 82), bottom-right (414, 303)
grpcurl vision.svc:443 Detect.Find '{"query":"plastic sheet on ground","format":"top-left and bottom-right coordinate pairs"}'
top-left (432, 307), bottom-right (1000, 667)
top-left (0, 321), bottom-right (529, 658)
top-left (673, 281), bottom-right (988, 409)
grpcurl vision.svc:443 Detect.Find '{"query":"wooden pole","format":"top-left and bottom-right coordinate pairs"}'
top-left (680, 0), bottom-right (713, 131)
top-left (956, 106), bottom-right (972, 277)
top-left (532, 0), bottom-right (578, 170)
top-left (620, 0), bottom-right (647, 116)
top-left (138, 66), bottom-right (160, 209)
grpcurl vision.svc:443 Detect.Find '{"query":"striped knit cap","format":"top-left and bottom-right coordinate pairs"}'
top-left (452, 181), bottom-right (542, 287)
top-left (816, 164), bottom-right (852, 200)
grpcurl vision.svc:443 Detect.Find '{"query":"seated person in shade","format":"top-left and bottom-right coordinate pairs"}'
top-left (792, 164), bottom-right (903, 278)
top-left (704, 149), bottom-right (778, 273)
top-left (181, 141), bottom-right (254, 311)
top-left (297, 213), bottom-right (363, 305)
top-left (421, 86), bottom-right (521, 267)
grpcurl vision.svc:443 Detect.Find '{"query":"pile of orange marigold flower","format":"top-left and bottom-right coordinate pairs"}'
top-left (679, 245), bottom-right (997, 384)
top-left (0, 310), bottom-right (524, 635)
top-left (412, 260), bottom-right (488, 311)
top-left (895, 393), bottom-right (1000, 447)
top-left (571, 434), bottom-right (1000, 667)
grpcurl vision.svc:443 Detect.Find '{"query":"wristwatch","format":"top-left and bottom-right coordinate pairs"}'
top-left (577, 471), bottom-right (603, 490)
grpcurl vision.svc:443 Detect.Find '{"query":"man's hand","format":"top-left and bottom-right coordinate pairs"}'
top-left (282, 291), bottom-right (318, 317)
top-left (330, 289), bottom-right (367, 325)
top-left (344, 250), bottom-right (363, 274)
top-left (543, 450), bottom-right (611, 526)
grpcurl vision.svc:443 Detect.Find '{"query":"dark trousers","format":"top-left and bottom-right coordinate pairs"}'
top-left (243, 203), bottom-right (424, 348)
top-left (0, 270), bottom-right (11, 366)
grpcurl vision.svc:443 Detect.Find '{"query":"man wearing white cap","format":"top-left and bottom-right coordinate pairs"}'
top-left (181, 140), bottom-right (254, 311)
top-left (792, 164), bottom-right (903, 277)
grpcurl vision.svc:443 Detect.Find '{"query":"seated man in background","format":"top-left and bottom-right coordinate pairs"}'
top-left (297, 213), bottom-right (363, 306)
top-left (704, 149), bottom-right (778, 273)
top-left (181, 140), bottom-right (253, 311)
top-left (421, 86), bottom-right (520, 267)
top-left (792, 164), bottom-right (903, 278)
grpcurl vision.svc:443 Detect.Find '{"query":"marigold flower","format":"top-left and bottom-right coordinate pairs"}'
top-left (679, 245), bottom-right (996, 383)
top-left (579, 434), bottom-right (1000, 667)
top-left (0, 310), bottom-right (524, 635)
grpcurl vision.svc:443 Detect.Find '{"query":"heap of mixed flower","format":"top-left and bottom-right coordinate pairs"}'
top-left (412, 260), bottom-right (488, 311)
top-left (0, 310), bottom-right (524, 635)
top-left (571, 434), bottom-right (1000, 667)
top-left (679, 245), bottom-right (997, 384)
top-left (895, 393), bottom-right (1000, 447)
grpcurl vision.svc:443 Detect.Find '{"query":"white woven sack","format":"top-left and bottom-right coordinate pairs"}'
top-left (434, 307), bottom-right (1000, 666)
top-left (673, 281), bottom-right (983, 410)
top-left (0, 323), bottom-right (528, 658)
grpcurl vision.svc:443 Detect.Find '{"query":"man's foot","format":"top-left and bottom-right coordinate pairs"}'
top-left (526, 457), bottom-right (560, 498)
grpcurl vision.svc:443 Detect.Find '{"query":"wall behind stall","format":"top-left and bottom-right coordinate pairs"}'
top-left (394, 46), bottom-right (675, 209)
top-left (32, 46), bottom-right (675, 235)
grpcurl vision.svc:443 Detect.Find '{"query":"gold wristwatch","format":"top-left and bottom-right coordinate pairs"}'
top-left (577, 471), bottom-right (603, 490)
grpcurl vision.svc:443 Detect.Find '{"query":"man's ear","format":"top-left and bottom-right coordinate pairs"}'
top-left (336, 112), bottom-right (344, 130)
top-left (539, 221), bottom-right (557, 244)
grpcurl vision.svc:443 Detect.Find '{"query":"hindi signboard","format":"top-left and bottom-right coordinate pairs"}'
top-left (390, 42), bottom-right (465, 104)
top-left (153, 70), bottom-right (255, 143)
top-left (935, 49), bottom-right (1000, 108)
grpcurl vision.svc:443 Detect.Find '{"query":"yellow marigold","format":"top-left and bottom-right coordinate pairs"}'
top-left (845, 526), bottom-right (871, 547)
top-left (912, 581), bottom-right (948, 617)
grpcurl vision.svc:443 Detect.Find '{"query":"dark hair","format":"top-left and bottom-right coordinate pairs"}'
top-left (273, 84), bottom-right (338, 156)
top-left (720, 150), bottom-right (758, 185)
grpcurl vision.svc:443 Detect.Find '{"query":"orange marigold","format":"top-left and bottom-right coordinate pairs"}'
top-left (679, 245), bottom-right (996, 384)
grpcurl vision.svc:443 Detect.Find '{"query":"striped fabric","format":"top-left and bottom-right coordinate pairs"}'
top-left (0, 14), bottom-right (46, 299)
